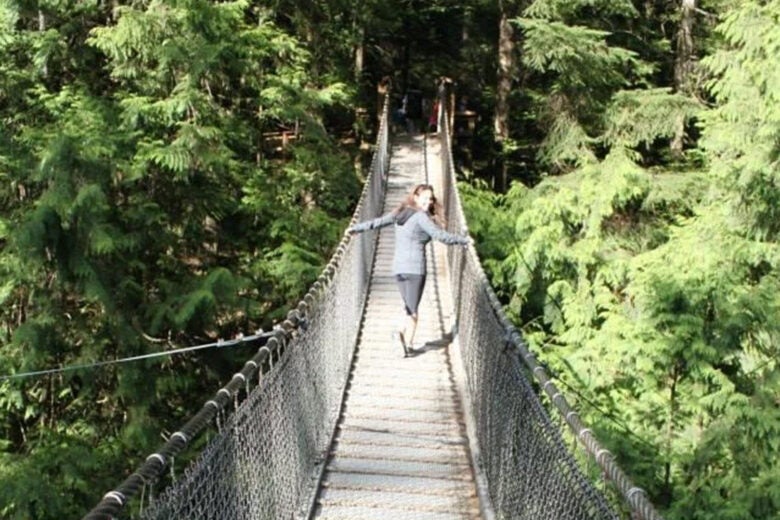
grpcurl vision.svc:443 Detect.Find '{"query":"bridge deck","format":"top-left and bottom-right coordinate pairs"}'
top-left (312, 135), bottom-right (482, 519)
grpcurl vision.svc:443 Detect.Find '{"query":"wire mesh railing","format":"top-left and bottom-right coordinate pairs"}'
top-left (436, 84), bottom-right (663, 520)
top-left (83, 98), bottom-right (391, 520)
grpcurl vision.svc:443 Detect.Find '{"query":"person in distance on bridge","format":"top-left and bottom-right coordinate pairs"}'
top-left (348, 183), bottom-right (471, 357)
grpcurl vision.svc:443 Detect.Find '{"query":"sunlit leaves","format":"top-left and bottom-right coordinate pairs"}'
top-left (537, 113), bottom-right (597, 169)
top-left (701, 0), bottom-right (780, 241)
top-left (524, 0), bottom-right (638, 21)
top-left (603, 89), bottom-right (703, 149)
top-left (519, 19), bottom-right (639, 91)
top-left (465, 2), bottom-right (780, 516)
top-left (0, 0), bottom-right (18, 49)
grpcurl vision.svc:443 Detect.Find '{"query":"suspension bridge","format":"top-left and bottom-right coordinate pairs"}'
top-left (84, 92), bottom-right (663, 520)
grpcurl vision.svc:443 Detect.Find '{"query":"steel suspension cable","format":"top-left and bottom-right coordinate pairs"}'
top-left (0, 333), bottom-right (273, 382)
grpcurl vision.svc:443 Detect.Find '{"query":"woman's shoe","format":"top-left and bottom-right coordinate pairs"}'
top-left (392, 331), bottom-right (410, 357)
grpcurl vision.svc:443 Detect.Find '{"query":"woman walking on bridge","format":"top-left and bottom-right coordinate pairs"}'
top-left (349, 184), bottom-right (470, 357)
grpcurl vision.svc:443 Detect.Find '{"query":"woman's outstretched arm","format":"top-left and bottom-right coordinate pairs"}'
top-left (348, 212), bottom-right (396, 234)
top-left (416, 213), bottom-right (470, 245)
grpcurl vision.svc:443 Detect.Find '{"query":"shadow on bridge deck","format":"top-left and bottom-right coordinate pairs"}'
top-left (311, 134), bottom-right (484, 519)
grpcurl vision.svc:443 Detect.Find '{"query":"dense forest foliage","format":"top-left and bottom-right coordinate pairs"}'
top-left (1, 0), bottom-right (778, 518)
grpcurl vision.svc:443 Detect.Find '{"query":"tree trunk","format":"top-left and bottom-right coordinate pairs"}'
top-left (401, 33), bottom-right (410, 94)
top-left (462, 5), bottom-right (470, 45)
top-left (671, 0), bottom-right (695, 157)
top-left (38, 10), bottom-right (48, 77)
top-left (661, 362), bottom-right (681, 507)
top-left (354, 25), bottom-right (365, 82)
top-left (494, 0), bottom-right (516, 192)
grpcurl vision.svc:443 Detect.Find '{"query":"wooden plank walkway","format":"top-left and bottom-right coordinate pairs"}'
top-left (312, 135), bottom-right (483, 519)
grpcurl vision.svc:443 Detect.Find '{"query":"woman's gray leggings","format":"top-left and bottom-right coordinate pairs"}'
top-left (395, 274), bottom-right (426, 316)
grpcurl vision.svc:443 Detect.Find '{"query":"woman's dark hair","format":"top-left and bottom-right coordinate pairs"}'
top-left (394, 183), bottom-right (445, 226)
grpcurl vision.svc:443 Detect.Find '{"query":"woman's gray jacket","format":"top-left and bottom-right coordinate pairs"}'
top-left (350, 208), bottom-right (468, 275)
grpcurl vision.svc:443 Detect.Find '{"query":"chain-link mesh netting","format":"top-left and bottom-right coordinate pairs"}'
top-left (139, 133), bottom-right (389, 520)
top-left (436, 86), bottom-right (661, 520)
top-left (140, 133), bottom-right (389, 520)
top-left (84, 102), bottom-right (390, 520)
top-left (449, 253), bottom-right (617, 520)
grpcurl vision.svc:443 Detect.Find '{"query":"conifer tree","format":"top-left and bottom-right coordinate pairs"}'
top-left (461, 0), bottom-right (780, 516)
top-left (0, 1), bottom-right (358, 517)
